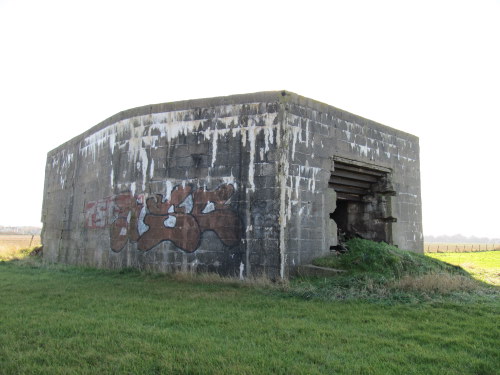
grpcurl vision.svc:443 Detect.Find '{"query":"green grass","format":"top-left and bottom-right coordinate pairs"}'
top-left (427, 251), bottom-right (500, 285)
top-left (1, 255), bottom-right (499, 375)
top-left (313, 239), bottom-right (466, 277)
top-left (296, 239), bottom-right (494, 303)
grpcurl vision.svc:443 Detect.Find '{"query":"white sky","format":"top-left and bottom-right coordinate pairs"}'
top-left (0, 0), bottom-right (499, 238)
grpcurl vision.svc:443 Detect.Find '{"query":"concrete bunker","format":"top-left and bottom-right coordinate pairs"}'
top-left (41, 91), bottom-right (423, 279)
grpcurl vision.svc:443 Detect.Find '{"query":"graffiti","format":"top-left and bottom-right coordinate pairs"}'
top-left (84, 184), bottom-right (241, 253)
top-left (109, 194), bottom-right (145, 252)
top-left (85, 194), bottom-right (145, 230)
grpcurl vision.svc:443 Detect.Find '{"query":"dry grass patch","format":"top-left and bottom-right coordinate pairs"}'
top-left (392, 273), bottom-right (480, 294)
top-left (169, 270), bottom-right (289, 290)
top-left (0, 235), bottom-right (41, 261)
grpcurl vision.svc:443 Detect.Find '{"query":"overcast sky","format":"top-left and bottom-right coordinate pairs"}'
top-left (0, 0), bottom-right (499, 238)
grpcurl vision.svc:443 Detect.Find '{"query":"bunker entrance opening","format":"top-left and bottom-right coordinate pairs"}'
top-left (328, 158), bottom-right (396, 249)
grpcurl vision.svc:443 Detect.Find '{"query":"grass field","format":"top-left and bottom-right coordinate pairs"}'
top-left (427, 251), bottom-right (500, 286)
top-left (0, 261), bottom-right (498, 375)
top-left (1, 240), bottom-right (499, 374)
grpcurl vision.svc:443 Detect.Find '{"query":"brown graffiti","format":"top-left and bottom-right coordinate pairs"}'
top-left (136, 186), bottom-right (199, 252)
top-left (192, 185), bottom-right (241, 246)
top-left (109, 194), bottom-right (144, 251)
top-left (84, 183), bottom-right (241, 253)
top-left (138, 213), bottom-right (200, 252)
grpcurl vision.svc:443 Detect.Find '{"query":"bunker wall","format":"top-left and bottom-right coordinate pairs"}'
top-left (42, 91), bottom-right (423, 279)
top-left (280, 96), bottom-right (423, 274)
top-left (42, 96), bottom-right (286, 278)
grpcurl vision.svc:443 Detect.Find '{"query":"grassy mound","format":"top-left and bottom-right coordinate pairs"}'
top-left (290, 239), bottom-right (493, 302)
top-left (312, 238), bottom-right (465, 278)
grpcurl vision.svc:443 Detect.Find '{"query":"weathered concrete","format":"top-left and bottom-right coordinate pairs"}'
top-left (41, 91), bottom-right (423, 278)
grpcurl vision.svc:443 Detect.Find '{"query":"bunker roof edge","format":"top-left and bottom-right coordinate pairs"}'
top-left (47, 90), bottom-right (418, 156)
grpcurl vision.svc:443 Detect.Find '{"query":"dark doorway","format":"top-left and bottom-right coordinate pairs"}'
top-left (329, 157), bottom-right (396, 244)
top-left (331, 200), bottom-right (348, 234)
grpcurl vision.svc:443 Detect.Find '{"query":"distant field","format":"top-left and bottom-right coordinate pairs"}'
top-left (425, 243), bottom-right (499, 253)
top-left (0, 235), bottom-right (41, 260)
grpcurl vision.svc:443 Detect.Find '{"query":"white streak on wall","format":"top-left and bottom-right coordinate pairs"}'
top-left (286, 115), bottom-right (315, 162)
top-left (240, 127), bottom-right (247, 147)
top-left (232, 127), bottom-right (239, 138)
top-left (164, 180), bottom-right (173, 202)
top-left (204, 126), bottom-right (231, 168)
top-left (247, 121), bottom-right (256, 192)
top-left (150, 114), bottom-right (202, 144)
top-left (139, 148), bottom-right (148, 191)
top-left (286, 187), bottom-right (294, 221)
top-left (239, 262), bottom-right (244, 280)
top-left (211, 127), bottom-right (218, 167)
top-left (51, 150), bottom-right (75, 189)
top-left (264, 125), bottom-right (273, 153)
top-left (359, 144), bottom-right (368, 157)
top-left (305, 121), bottom-right (309, 147)
top-left (221, 170), bottom-right (237, 190)
top-left (138, 206), bottom-right (149, 235)
top-left (109, 132), bottom-right (116, 154)
top-left (77, 105), bottom-right (279, 205)
top-left (276, 116), bottom-right (281, 148)
top-left (291, 126), bottom-right (300, 161)
top-left (149, 159), bottom-right (154, 179)
top-left (294, 174), bottom-right (301, 199)
top-left (278, 113), bottom-right (289, 279)
top-left (293, 165), bottom-right (322, 198)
